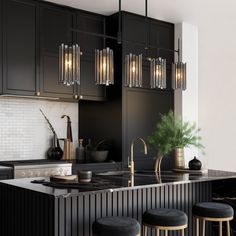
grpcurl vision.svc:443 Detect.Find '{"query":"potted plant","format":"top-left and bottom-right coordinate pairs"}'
top-left (147, 111), bottom-right (204, 172)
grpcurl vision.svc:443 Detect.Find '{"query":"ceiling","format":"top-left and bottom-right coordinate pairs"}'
top-left (43, 0), bottom-right (236, 26)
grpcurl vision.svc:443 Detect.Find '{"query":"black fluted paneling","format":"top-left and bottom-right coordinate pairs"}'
top-left (0, 182), bottom-right (212, 236)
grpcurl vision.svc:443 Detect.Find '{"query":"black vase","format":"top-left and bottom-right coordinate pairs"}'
top-left (188, 156), bottom-right (202, 170)
top-left (47, 134), bottom-right (63, 160)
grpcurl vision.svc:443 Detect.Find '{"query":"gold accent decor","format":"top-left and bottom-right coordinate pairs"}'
top-left (174, 148), bottom-right (185, 169)
top-left (193, 215), bottom-right (233, 236)
top-left (154, 151), bottom-right (163, 174)
top-left (143, 223), bottom-right (187, 236)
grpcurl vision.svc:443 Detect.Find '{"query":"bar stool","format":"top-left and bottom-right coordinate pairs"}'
top-left (193, 202), bottom-right (234, 236)
top-left (92, 216), bottom-right (141, 236)
top-left (142, 208), bottom-right (188, 236)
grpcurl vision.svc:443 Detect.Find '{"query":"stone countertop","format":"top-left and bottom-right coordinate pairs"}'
top-left (0, 169), bottom-right (236, 197)
top-left (0, 166), bottom-right (12, 170)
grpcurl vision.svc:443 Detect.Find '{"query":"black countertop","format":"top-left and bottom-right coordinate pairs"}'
top-left (1, 169), bottom-right (236, 197)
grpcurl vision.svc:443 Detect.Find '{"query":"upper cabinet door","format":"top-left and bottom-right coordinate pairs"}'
top-left (76, 12), bottom-right (106, 101)
top-left (39, 4), bottom-right (76, 100)
top-left (122, 12), bottom-right (147, 45)
top-left (2, 0), bottom-right (38, 95)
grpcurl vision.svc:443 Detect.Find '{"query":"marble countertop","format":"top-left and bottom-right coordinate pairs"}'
top-left (1, 169), bottom-right (236, 197)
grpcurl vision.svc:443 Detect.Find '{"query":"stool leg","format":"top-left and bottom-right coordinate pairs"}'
top-left (219, 221), bottom-right (222, 236)
top-left (156, 228), bottom-right (160, 236)
top-left (144, 226), bottom-right (148, 236)
top-left (202, 219), bottom-right (205, 236)
top-left (164, 230), bottom-right (168, 236)
top-left (181, 228), bottom-right (185, 236)
top-left (227, 221), bottom-right (231, 236)
top-left (196, 217), bottom-right (199, 236)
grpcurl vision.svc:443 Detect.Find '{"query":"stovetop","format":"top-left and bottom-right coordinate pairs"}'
top-left (0, 159), bottom-right (68, 167)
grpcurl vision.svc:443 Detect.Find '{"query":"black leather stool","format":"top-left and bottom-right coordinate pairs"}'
top-left (142, 208), bottom-right (188, 236)
top-left (92, 216), bottom-right (141, 236)
top-left (193, 202), bottom-right (234, 236)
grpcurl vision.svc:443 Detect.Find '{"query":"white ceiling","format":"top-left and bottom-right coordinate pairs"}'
top-left (44, 0), bottom-right (236, 26)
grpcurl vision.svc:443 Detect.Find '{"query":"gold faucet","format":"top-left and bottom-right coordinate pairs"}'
top-left (128, 138), bottom-right (148, 175)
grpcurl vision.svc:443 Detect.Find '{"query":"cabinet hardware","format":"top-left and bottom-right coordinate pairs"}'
top-left (36, 91), bottom-right (41, 96)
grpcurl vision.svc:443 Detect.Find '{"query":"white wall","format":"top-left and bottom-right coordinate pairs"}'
top-left (198, 9), bottom-right (236, 171)
top-left (0, 97), bottom-right (78, 160)
top-left (175, 22), bottom-right (200, 167)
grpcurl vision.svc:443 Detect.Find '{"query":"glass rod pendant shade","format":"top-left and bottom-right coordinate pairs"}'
top-left (125, 53), bottom-right (142, 88)
top-left (150, 57), bottom-right (166, 89)
top-left (59, 44), bottom-right (81, 86)
top-left (172, 62), bottom-right (187, 90)
top-left (95, 47), bottom-right (114, 86)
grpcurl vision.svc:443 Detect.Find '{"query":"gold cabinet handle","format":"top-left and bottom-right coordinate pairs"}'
top-left (73, 94), bottom-right (78, 99)
top-left (36, 91), bottom-right (40, 96)
top-left (79, 95), bottom-right (83, 100)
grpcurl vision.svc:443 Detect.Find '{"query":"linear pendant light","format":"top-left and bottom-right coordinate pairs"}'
top-left (150, 57), bottom-right (166, 89)
top-left (172, 39), bottom-right (187, 90)
top-left (95, 47), bottom-right (114, 86)
top-left (125, 53), bottom-right (143, 88)
top-left (59, 44), bottom-right (81, 86)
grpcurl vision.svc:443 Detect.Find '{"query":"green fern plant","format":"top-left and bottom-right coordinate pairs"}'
top-left (147, 111), bottom-right (204, 156)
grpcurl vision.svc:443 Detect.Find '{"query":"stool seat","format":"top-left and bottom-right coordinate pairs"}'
top-left (92, 216), bottom-right (140, 236)
top-left (142, 208), bottom-right (188, 227)
top-left (193, 202), bottom-right (234, 219)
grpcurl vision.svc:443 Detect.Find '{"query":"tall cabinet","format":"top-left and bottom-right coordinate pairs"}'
top-left (107, 12), bottom-right (175, 170)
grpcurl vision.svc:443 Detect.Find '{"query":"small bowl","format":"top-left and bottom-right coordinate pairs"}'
top-left (90, 150), bottom-right (108, 162)
top-left (78, 171), bottom-right (92, 183)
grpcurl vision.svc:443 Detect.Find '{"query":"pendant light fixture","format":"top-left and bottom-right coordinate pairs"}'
top-left (172, 39), bottom-right (187, 90)
top-left (125, 53), bottom-right (143, 88)
top-left (59, 44), bottom-right (81, 86)
top-left (95, 47), bottom-right (114, 86)
top-left (150, 57), bottom-right (166, 89)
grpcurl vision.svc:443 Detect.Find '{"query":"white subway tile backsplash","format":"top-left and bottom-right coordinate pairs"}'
top-left (0, 97), bottom-right (78, 160)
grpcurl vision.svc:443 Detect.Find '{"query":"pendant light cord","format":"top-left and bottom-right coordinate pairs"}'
top-left (117, 0), bottom-right (122, 44)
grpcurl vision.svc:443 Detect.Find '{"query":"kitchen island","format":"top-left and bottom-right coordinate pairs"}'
top-left (0, 170), bottom-right (236, 236)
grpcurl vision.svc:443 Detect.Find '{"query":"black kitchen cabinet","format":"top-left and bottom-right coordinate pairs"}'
top-left (0, 0), bottom-right (2, 93)
top-left (123, 88), bottom-right (174, 170)
top-left (0, 168), bottom-right (13, 180)
top-left (76, 11), bottom-right (106, 101)
top-left (122, 12), bottom-right (148, 45)
top-left (39, 3), bottom-right (77, 100)
top-left (2, 0), bottom-right (39, 96)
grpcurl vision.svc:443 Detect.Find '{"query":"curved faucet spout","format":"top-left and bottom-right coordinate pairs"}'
top-left (129, 137), bottom-right (148, 175)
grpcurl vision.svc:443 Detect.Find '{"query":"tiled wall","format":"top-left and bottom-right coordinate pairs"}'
top-left (0, 97), bottom-right (78, 160)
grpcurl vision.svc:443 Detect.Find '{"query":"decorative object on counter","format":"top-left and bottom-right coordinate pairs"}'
top-left (147, 110), bottom-right (204, 173)
top-left (95, 47), bottom-right (114, 86)
top-left (59, 43), bottom-right (81, 86)
top-left (50, 175), bottom-right (77, 183)
top-left (90, 139), bottom-right (110, 162)
top-left (61, 115), bottom-right (75, 161)
top-left (47, 134), bottom-right (63, 160)
top-left (85, 138), bottom-right (93, 162)
top-left (150, 57), bottom-right (166, 89)
top-left (78, 171), bottom-right (92, 183)
top-left (172, 39), bottom-right (187, 90)
top-left (40, 109), bottom-right (63, 160)
top-left (125, 53), bottom-right (143, 88)
top-left (76, 139), bottom-right (85, 161)
top-left (188, 156), bottom-right (202, 170)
